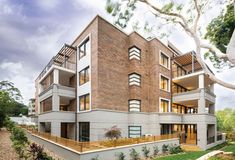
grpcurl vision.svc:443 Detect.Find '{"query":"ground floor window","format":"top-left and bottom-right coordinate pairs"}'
top-left (79, 122), bottom-right (90, 142)
top-left (128, 126), bottom-right (141, 138)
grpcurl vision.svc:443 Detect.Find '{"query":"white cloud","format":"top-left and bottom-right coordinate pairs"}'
top-left (0, 61), bottom-right (36, 104)
top-left (36, 0), bottom-right (59, 10)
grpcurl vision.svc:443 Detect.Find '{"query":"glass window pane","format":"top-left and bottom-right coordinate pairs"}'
top-left (80, 96), bottom-right (85, 111)
top-left (85, 94), bottom-right (90, 110)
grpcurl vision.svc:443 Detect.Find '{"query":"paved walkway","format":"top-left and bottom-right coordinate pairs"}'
top-left (0, 129), bottom-right (18, 160)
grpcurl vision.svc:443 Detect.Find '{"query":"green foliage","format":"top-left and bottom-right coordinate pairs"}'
top-left (129, 148), bottom-right (140, 160)
top-left (12, 140), bottom-right (27, 158)
top-left (204, 3), bottom-right (235, 69)
top-left (162, 144), bottom-right (169, 153)
top-left (10, 126), bottom-right (28, 144)
top-left (142, 146), bottom-right (150, 158)
top-left (105, 125), bottom-right (121, 139)
top-left (0, 81), bottom-right (27, 128)
top-left (162, 2), bottom-right (174, 12)
top-left (106, 0), bottom-right (137, 28)
top-left (115, 152), bottom-right (126, 160)
top-left (3, 116), bottom-right (15, 131)
top-left (205, 3), bottom-right (235, 53)
top-left (216, 108), bottom-right (235, 139)
top-left (153, 145), bottom-right (160, 155)
top-left (168, 144), bottom-right (183, 154)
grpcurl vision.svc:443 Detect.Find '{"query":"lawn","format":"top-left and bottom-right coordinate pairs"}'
top-left (155, 142), bottom-right (234, 160)
top-left (155, 151), bottom-right (209, 160)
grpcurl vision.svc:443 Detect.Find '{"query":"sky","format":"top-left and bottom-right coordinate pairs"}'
top-left (0, 0), bottom-right (234, 110)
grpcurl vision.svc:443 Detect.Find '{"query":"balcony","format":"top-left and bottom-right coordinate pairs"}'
top-left (39, 84), bottom-right (75, 101)
top-left (173, 88), bottom-right (216, 104)
top-left (38, 44), bottom-right (77, 82)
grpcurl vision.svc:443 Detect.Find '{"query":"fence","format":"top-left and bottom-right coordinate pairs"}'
top-left (21, 125), bottom-right (178, 153)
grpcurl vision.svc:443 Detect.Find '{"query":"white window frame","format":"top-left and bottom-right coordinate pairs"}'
top-left (129, 99), bottom-right (141, 112)
top-left (128, 126), bottom-right (141, 138)
top-left (129, 73), bottom-right (141, 86)
top-left (159, 97), bottom-right (171, 113)
top-left (159, 50), bottom-right (170, 70)
top-left (159, 73), bottom-right (170, 92)
top-left (129, 46), bottom-right (141, 60)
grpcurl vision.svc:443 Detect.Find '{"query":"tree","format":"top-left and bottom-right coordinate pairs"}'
top-left (105, 0), bottom-right (235, 90)
top-left (216, 108), bottom-right (235, 134)
top-left (204, 3), bottom-right (235, 68)
top-left (205, 3), bottom-right (235, 53)
top-left (0, 80), bottom-right (24, 128)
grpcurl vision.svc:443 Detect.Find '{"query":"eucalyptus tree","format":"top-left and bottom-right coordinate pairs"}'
top-left (105, 0), bottom-right (235, 90)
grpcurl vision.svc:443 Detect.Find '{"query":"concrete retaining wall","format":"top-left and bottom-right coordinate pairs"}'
top-left (26, 131), bottom-right (179, 160)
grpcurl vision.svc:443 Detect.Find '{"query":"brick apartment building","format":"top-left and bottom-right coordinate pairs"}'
top-left (35, 15), bottom-right (219, 150)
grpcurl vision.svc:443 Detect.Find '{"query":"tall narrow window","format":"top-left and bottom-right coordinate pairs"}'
top-left (129, 46), bottom-right (141, 60)
top-left (79, 94), bottom-right (90, 111)
top-left (129, 100), bottom-right (141, 112)
top-left (128, 126), bottom-right (141, 138)
top-left (129, 73), bottom-right (141, 86)
top-left (79, 38), bottom-right (90, 59)
top-left (160, 52), bottom-right (169, 69)
top-left (160, 98), bottom-right (169, 113)
top-left (79, 67), bottom-right (89, 85)
top-left (160, 75), bottom-right (169, 92)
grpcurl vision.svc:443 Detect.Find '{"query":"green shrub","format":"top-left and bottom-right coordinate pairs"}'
top-left (10, 126), bottom-right (28, 144)
top-left (153, 145), bottom-right (159, 155)
top-left (12, 140), bottom-right (27, 158)
top-left (168, 144), bottom-right (183, 154)
top-left (142, 146), bottom-right (150, 158)
top-left (162, 144), bottom-right (169, 153)
top-left (115, 152), bottom-right (126, 160)
top-left (3, 117), bottom-right (15, 131)
top-left (129, 148), bottom-right (140, 160)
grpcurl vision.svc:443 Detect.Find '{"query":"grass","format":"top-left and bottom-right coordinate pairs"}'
top-left (155, 151), bottom-right (209, 160)
top-left (221, 142), bottom-right (235, 153)
top-left (155, 142), bottom-right (232, 160)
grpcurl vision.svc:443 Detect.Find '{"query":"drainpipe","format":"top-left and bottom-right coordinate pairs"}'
top-left (75, 46), bottom-right (78, 141)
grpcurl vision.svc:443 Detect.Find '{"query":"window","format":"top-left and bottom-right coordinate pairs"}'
top-left (128, 126), bottom-right (141, 138)
top-left (160, 52), bottom-right (169, 69)
top-left (79, 67), bottom-right (89, 85)
top-left (160, 75), bottom-right (169, 92)
top-left (129, 73), bottom-right (141, 86)
top-left (129, 46), bottom-right (141, 60)
top-left (160, 98), bottom-right (169, 112)
top-left (79, 38), bottom-right (90, 59)
top-left (129, 100), bottom-right (141, 112)
top-left (79, 94), bottom-right (90, 111)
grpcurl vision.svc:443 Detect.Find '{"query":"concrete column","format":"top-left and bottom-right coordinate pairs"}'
top-left (51, 121), bottom-right (61, 137)
top-left (198, 74), bottom-right (205, 113)
top-left (52, 84), bottom-right (60, 111)
top-left (198, 89), bottom-right (205, 113)
top-left (197, 123), bottom-right (207, 150)
top-left (199, 74), bottom-right (204, 89)
top-left (53, 69), bottom-right (59, 84)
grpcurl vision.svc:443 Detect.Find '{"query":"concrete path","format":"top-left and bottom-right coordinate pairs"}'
top-left (196, 150), bottom-right (233, 160)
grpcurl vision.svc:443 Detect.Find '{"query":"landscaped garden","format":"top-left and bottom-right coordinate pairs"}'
top-left (155, 142), bottom-right (235, 160)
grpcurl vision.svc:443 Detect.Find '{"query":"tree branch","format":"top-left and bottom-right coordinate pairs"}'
top-left (200, 43), bottom-right (228, 58)
top-left (193, 0), bottom-right (201, 33)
